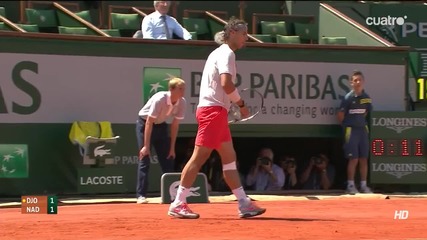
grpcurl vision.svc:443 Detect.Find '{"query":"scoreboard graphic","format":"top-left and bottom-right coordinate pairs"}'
top-left (370, 111), bottom-right (427, 184)
top-left (21, 196), bottom-right (58, 214)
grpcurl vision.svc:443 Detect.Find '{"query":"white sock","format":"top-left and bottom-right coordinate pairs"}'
top-left (360, 181), bottom-right (367, 188)
top-left (347, 180), bottom-right (355, 187)
top-left (172, 185), bottom-right (190, 205)
top-left (232, 186), bottom-right (250, 204)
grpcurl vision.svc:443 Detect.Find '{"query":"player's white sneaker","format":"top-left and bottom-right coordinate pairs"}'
top-left (168, 202), bottom-right (200, 219)
top-left (136, 196), bottom-right (148, 204)
top-left (238, 199), bottom-right (266, 218)
top-left (346, 185), bottom-right (359, 194)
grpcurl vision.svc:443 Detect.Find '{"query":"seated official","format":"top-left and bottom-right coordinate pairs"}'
top-left (142, 1), bottom-right (192, 40)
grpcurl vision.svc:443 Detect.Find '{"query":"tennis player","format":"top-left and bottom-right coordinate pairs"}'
top-left (168, 17), bottom-right (266, 219)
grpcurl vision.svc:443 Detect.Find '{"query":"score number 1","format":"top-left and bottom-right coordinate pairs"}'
top-left (48, 196), bottom-right (58, 214)
top-left (417, 78), bottom-right (426, 101)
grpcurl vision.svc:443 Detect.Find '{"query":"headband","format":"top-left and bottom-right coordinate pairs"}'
top-left (224, 23), bottom-right (248, 32)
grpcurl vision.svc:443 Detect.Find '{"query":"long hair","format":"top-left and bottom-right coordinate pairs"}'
top-left (214, 17), bottom-right (247, 45)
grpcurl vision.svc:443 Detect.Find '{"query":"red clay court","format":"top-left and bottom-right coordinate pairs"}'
top-left (1, 196), bottom-right (426, 240)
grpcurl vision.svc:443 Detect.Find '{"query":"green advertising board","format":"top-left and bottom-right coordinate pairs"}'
top-left (0, 144), bottom-right (28, 178)
top-left (160, 172), bottom-right (209, 204)
top-left (370, 111), bottom-right (427, 184)
top-left (77, 147), bottom-right (162, 194)
top-left (77, 167), bottom-right (134, 193)
top-left (142, 67), bottom-right (182, 104)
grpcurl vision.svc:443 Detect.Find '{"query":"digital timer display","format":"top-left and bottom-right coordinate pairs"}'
top-left (369, 111), bottom-right (427, 184)
top-left (371, 139), bottom-right (423, 157)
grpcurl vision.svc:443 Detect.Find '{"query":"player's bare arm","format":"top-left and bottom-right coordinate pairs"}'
top-left (220, 73), bottom-right (249, 118)
top-left (220, 73), bottom-right (244, 107)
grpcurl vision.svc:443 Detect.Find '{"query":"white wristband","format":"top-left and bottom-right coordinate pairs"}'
top-left (227, 89), bottom-right (241, 103)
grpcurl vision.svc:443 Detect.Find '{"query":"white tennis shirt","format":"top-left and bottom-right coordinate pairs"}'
top-left (138, 91), bottom-right (186, 124)
top-left (197, 44), bottom-right (236, 111)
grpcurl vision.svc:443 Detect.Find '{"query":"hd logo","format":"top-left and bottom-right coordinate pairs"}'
top-left (142, 67), bottom-right (182, 104)
top-left (0, 144), bottom-right (29, 178)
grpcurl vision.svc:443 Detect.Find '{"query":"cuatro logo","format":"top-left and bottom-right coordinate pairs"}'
top-left (365, 15), bottom-right (407, 26)
top-left (142, 67), bottom-right (182, 103)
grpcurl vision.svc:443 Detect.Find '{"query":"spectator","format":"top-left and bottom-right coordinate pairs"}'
top-left (246, 148), bottom-right (285, 191)
top-left (142, 1), bottom-right (192, 40)
top-left (300, 154), bottom-right (335, 190)
top-left (279, 155), bottom-right (298, 190)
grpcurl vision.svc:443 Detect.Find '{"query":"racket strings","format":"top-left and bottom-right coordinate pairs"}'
top-left (228, 88), bottom-right (264, 124)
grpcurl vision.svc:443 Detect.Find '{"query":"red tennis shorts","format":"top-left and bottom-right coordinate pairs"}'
top-left (195, 106), bottom-right (231, 149)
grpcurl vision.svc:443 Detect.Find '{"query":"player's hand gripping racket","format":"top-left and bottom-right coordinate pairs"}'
top-left (228, 88), bottom-right (264, 124)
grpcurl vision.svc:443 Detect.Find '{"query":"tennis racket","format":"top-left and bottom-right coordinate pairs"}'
top-left (228, 88), bottom-right (264, 124)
